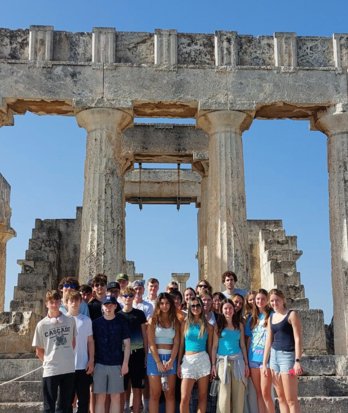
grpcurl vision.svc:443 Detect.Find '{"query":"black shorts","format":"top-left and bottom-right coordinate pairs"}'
top-left (124, 348), bottom-right (146, 389)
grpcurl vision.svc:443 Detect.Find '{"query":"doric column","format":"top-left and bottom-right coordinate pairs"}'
top-left (0, 174), bottom-right (16, 312)
top-left (313, 106), bottom-right (348, 355)
top-left (171, 273), bottom-right (190, 293)
top-left (197, 111), bottom-right (253, 292)
top-left (76, 108), bottom-right (133, 283)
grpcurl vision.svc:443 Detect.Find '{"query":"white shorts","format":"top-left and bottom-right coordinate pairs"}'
top-left (181, 351), bottom-right (211, 380)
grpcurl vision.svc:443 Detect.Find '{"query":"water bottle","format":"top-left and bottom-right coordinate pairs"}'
top-left (209, 378), bottom-right (219, 397)
top-left (161, 374), bottom-right (169, 391)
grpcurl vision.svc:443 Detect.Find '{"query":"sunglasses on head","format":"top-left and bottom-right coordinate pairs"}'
top-left (122, 294), bottom-right (134, 298)
top-left (63, 283), bottom-right (78, 289)
top-left (94, 283), bottom-right (106, 288)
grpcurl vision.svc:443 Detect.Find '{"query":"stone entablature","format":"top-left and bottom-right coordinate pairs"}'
top-left (1, 27), bottom-right (348, 69)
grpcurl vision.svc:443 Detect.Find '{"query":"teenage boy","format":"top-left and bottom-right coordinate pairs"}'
top-left (93, 295), bottom-right (131, 413)
top-left (119, 286), bottom-right (147, 413)
top-left (32, 290), bottom-right (77, 413)
top-left (221, 270), bottom-right (247, 298)
top-left (59, 276), bottom-right (90, 317)
top-left (132, 280), bottom-right (153, 320)
top-left (88, 274), bottom-right (114, 320)
top-left (66, 290), bottom-right (94, 413)
top-left (145, 277), bottom-right (159, 307)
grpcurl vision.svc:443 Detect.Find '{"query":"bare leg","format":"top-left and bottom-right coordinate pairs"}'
top-left (281, 373), bottom-right (301, 413)
top-left (132, 388), bottom-right (142, 413)
top-left (163, 375), bottom-right (176, 413)
top-left (180, 378), bottom-right (195, 413)
top-left (109, 393), bottom-right (121, 413)
top-left (95, 393), bottom-right (106, 413)
top-left (196, 375), bottom-right (210, 413)
top-left (271, 371), bottom-right (289, 413)
top-left (251, 368), bottom-right (267, 413)
top-left (148, 376), bottom-right (162, 413)
top-left (261, 368), bottom-right (275, 413)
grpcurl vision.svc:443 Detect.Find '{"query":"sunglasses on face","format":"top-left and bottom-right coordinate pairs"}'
top-left (63, 283), bottom-right (78, 289)
top-left (94, 283), bottom-right (106, 288)
top-left (198, 284), bottom-right (208, 288)
top-left (191, 304), bottom-right (201, 309)
top-left (122, 294), bottom-right (134, 299)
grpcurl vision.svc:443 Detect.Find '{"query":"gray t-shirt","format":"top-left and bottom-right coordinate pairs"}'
top-left (32, 313), bottom-right (76, 377)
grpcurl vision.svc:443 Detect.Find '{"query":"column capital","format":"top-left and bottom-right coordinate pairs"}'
top-left (0, 108), bottom-right (14, 127)
top-left (76, 108), bottom-right (133, 135)
top-left (0, 226), bottom-right (16, 243)
top-left (197, 110), bottom-right (254, 135)
top-left (312, 105), bottom-right (348, 137)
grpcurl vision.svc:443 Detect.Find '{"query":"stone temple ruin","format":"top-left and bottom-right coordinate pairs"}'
top-left (0, 25), bottom-right (348, 411)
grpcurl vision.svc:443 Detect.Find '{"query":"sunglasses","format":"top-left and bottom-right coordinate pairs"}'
top-left (63, 283), bottom-right (78, 289)
top-left (122, 294), bottom-right (134, 299)
top-left (198, 284), bottom-right (208, 288)
top-left (191, 304), bottom-right (202, 309)
top-left (94, 283), bottom-right (106, 288)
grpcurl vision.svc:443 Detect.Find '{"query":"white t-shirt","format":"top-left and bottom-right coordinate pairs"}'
top-left (133, 299), bottom-right (154, 320)
top-left (32, 313), bottom-right (76, 377)
top-left (72, 313), bottom-right (93, 370)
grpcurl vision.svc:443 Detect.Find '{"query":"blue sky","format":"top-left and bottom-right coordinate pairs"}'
top-left (1, 0), bottom-right (344, 321)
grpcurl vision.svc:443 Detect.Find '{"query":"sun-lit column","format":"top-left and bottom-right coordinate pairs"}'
top-left (76, 108), bottom-right (133, 283)
top-left (197, 111), bottom-right (253, 291)
top-left (314, 106), bottom-right (348, 355)
top-left (0, 174), bottom-right (16, 311)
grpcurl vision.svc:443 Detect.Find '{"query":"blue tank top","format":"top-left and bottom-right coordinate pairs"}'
top-left (271, 311), bottom-right (295, 352)
top-left (217, 328), bottom-right (241, 356)
top-left (185, 323), bottom-right (208, 352)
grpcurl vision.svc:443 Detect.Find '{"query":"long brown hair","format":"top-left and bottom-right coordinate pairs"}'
top-left (245, 290), bottom-right (257, 316)
top-left (184, 296), bottom-right (207, 338)
top-left (152, 292), bottom-right (177, 327)
top-left (250, 289), bottom-right (272, 329)
top-left (217, 299), bottom-right (239, 337)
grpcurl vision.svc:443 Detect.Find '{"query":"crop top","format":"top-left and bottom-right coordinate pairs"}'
top-left (155, 324), bottom-right (175, 345)
top-left (185, 323), bottom-right (208, 352)
top-left (271, 311), bottom-right (295, 352)
top-left (217, 328), bottom-right (241, 356)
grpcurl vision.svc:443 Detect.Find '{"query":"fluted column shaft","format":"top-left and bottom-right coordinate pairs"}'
top-left (315, 109), bottom-right (348, 355)
top-left (198, 111), bottom-right (252, 292)
top-left (198, 174), bottom-right (209, 280)
top-left (77, 108), bottom-right (132, 283)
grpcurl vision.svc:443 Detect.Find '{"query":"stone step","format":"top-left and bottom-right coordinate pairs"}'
top-left (266, 249), bottom-right (302, 262)
top-left (298, 376), bottom-right (348, 397)
top-left (17, 272), bottom-right (52, 289)
top-left (0, 358), bottom-right (42, 381)
top-left (0, 402), bottom-right (43, 413)
top-left (0, 381), bottom-right (42, 402)
top-left (298, 396), bottom-right (348, 413)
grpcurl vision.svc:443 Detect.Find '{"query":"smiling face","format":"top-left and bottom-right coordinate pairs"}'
top-left (232, 295), bottom-right (244, 313)
top-left (269, 293), bottom-right (285, 312)
top-left (255, 293), bottom-right (267, 310)
top-left (93, 282), bottom-right (107, 300)
top-left (201, 295), bottom-right (212, 313)
top-left (190, 299), bottom-right (202, 316)
top-left (224, 275), bottom-right (235, 291)
top-left (184, 289), bottom-right (195, 303)
top-left (222, 302), bottom-right (235, 319)
top-left (147, 281), bottom-right (159, 298)
top-left (159, 298), bottom-right (171, 313)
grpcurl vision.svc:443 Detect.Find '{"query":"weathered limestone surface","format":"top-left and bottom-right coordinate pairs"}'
top-left (77, 108), bottom-right (132, 283)
top-left (171, 272), bottom-right (190, 292)
top-left (313, 107), bottom-right (348, 355)
top-left (0, 174), bottom-right (15, 312)
top-left (198, 111), bottom-right (252, 292)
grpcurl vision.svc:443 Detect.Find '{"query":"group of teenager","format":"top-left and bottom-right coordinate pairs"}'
top-left (32, 270), bottom-right (303, 413)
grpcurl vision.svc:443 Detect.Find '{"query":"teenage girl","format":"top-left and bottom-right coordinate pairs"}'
top-left (211, 298), bottom-right (249, 413)
top-left (147, 292), bottom-right (180, 413)
top-left (178, 296), bottom-right (213, 413)
top-left (262, 289), bottom-right (303, 413)
top-left (245, 289), bottom-right (274, 413)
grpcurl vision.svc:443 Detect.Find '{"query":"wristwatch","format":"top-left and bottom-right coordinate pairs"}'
top-left (295, 358), bottom-right (301, 362)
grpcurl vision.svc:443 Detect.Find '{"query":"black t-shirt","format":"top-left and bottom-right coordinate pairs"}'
top-left (88, 298), bottom-right (121, 321)
top-left (119, 308), bottom-right (146, 351)
top-left (93, 314), bottom-right (130, 365)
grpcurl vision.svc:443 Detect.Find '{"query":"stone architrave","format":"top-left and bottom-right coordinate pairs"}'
top-left (314, 106), bottom-right (348, 355)
top-left (171, 272), bottom-right (190, 293)
top-left (198, 111), bottom-right (253, 292)
top-left (76, 108), bottom-right (133, 283)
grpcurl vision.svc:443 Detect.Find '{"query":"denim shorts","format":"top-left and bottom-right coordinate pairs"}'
top-left (270, 348), bottom-right (295, 373)
top-left (249, 360), bottom-right (265, 369)
top-left (147, 351), bottom-right (177, 376)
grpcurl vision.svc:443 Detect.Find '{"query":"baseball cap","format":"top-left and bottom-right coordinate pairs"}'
top-left (116, 273), bottom-right (129, 282)
top-left (132, 280), bottom-right (145, 288)
top-left (107, 281), bottom-right (120, 290)
top-left (102, 295), bottom-right (117, 305)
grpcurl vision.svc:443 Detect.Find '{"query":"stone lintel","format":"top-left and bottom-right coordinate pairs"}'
top-left (125, 169), bottom-right (201, 206)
